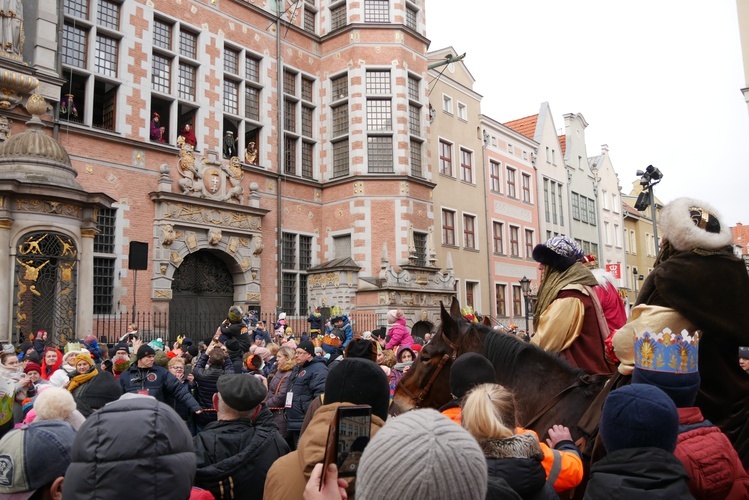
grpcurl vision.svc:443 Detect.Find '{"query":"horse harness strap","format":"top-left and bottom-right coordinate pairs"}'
top-left (397, 333), bottom-right (461, 407)
top-left (523, 376), bottom-right (588, 430)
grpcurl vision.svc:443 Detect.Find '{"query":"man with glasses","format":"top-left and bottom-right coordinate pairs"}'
top-left (285, 340), bottom-right (328, 449)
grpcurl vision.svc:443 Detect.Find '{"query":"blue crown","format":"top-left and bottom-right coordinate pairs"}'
top-left (634, 329), bottom-right (699, 374)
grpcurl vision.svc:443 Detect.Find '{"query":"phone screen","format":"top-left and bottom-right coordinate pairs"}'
top-left (320, 405), bottom-right (372, 489)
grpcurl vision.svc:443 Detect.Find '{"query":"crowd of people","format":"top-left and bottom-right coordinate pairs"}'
top-left (1, 196), bottom-right (749, 499)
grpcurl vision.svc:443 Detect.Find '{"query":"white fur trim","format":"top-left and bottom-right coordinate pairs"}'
top-left (658, 197), bottom-right (732, 251)
top-left (34, 387), bottom-right (76, 421)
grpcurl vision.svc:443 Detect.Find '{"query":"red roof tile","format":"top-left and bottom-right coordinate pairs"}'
top-left (504, 115), bottom-right (538, 140)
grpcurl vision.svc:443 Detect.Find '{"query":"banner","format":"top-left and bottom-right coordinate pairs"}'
top-left (605, 263), bottom-right (621, 279)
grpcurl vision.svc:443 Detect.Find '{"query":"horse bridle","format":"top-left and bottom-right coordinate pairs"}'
top-left (396, 332), bottom-right (460, 408)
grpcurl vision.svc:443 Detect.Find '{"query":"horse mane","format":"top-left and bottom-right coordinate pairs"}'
top-left (483, 329), bottom-right (582, 385)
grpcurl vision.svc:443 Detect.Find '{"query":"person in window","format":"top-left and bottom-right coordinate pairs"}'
top-left (178, 123), bottom-right (197, 149)
top-left (223, 130), bottom-right (238, 158)
top-left (150, 112), bottom-right (166, 143)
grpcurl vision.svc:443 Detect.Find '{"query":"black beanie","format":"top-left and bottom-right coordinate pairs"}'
top-left (136, 344), bottom-right (156, 360)
top-left (450, 353), bottom-right (496, 399)
top-left (114, 342), bottom-right (130, 355)
top-left (298, 340), bottom-right (315, 357)
top-left (186, 345), bottom-right (199, 358)
top-left (345, 338), bottom-right (377, 362)
top-left (632, 367), bottom-right (701, 408)
top-left (324, 358), bottom-right (389, 421)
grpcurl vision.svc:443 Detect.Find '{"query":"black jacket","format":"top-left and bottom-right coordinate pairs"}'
top-left (285, 357), bottom-right (328, 432)
top-left (583, 447), bottom-right (693, 500)
top-left (119, 363), bottom-right (201, 413)
top-left (479, 434), bottom-right (558, 500)
top-left (193, 352), bottom-right (235, 425)
top-left (193, 408), bottom-right (290, 499)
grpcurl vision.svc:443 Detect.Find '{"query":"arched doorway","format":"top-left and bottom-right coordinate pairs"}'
top-left (169, 250), bottom-right (234, 341)
top-left (13, 231), bottom-right (78, 345)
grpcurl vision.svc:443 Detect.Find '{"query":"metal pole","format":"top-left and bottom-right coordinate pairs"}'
top-left (524, 294), bottom-right (529, 338)
top-left (649, 186), bottom-right (659, 254)
top-left (132, 269), bottom-right (138, 317)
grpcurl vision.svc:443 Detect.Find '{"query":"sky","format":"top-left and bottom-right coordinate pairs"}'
top-left (425, 1), bottom-right (749, 226)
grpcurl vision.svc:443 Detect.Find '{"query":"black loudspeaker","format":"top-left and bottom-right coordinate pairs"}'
top-left (128, 241), bottom-right (149, 270)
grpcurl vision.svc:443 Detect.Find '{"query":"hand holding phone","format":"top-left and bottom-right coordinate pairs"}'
top-left (320, 405), bottom-right (372, 489)
top-left (305, 463), bottom-right (348, 500)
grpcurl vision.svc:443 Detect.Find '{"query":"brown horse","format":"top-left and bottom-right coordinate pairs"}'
top-left (392, 298), bottom-right (609, 443)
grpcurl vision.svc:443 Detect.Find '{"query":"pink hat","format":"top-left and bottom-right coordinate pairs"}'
top-left (282, 340), bottom-right (297, 349)
top-left (387, 309), bottom-right (403, 324)
top-left (255, 347), bottom-right (272, 361)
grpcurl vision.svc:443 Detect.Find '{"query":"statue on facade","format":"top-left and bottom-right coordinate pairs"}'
top-left (0, 0), bottom-right (23, 60)
top-left (244, 141), bottom-right (258, 164)
top-left (0, 116), bottom-right (11, 142)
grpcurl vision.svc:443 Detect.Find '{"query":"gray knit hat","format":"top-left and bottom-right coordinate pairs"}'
top-left (356, 409), bottom-right (487, 499)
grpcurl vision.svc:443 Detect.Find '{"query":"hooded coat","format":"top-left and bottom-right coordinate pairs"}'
top-left (193, 407), bottom-right (290, 499)
top-left (63, 396), bottom-right (197, 499)
top-left (385, 316), bottom-right (413, 350)
top-left (264, 402), bottom-right (385, 500)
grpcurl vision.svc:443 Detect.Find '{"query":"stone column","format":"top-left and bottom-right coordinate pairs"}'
top-left (0, 220), bottom-right (12, 343)
top-left (77, 228), bottom-right (96, 338)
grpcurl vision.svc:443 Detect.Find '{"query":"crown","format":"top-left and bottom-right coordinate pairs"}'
top-left (460, 306), bottom-right (477, 322)
top-left (634, 329), bottom-right (700, 374)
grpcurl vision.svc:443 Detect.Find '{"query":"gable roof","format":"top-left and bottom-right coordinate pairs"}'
top-left (503, 114), bottom-right (538, 140)
top-left (588, 154), bottom-right (603, 170)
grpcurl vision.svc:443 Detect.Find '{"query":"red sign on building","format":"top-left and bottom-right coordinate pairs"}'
top-left (605, 263), bottom-right (621, 279)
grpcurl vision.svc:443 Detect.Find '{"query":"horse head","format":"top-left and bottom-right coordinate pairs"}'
top-left (391, 297), bottom-right (488, 415)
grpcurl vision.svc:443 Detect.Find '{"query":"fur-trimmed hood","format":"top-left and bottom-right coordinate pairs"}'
top-left (478, 433), bottom-right (544, 460)
top-left (659, 197), bottom-right (732, 252)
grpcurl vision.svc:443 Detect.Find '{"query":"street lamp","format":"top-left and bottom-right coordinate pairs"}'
top-left (519, 276), bottom-right (531, 340)
top-left (634, 165), bottom-right (663, 253)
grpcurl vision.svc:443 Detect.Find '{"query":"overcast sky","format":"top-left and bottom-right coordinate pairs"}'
top-left (425, 1), bottom-right (749, 226)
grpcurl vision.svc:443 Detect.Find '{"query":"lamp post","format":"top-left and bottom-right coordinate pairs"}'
top-left (634, 165), bottom-right (663, 254)
top-left (519, 276), bottom-right (531, 339)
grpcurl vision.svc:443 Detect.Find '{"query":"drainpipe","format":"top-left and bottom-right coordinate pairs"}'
top-left (481, 129), bottom-right (493, 319)
top-left (276, 3), bottom-right (284, 310)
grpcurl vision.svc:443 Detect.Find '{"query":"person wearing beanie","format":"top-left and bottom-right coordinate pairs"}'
top-left (66, 352), bottom-right (98, 395)
top-left (33, 387), bottom-right (87, 430)
top-left (216, 305), bottom-right (251, 346)
top-left (584, 384), bottom-right (692, 499)
top-left (439, 352), bottom-right (498, 423)
top-left (460, 383), bottom-right (557, 500)
top-left (343, 338), bottom-right (377, 363)
top-left (194, 374), bottom-right (290, 499)
top-left (355, 409), bottom-right (487, 500)
top-left (81, 334), bottom-right (103, 364)
top-left (111, 342), bottom-right (132, 380)
top-left (611, 198), bottom-right (749, 468)
top-left (265, 359), bottom-right (389, 500)
top-left (631, 332), bottom-right (749, 498)
top-left (385, 309), bottom-right (414, 350)
top-left (284, 340), bottom-right (328, 448)
top-left (531, 235), bottom-right (613, 375)
top-left (119, 339), bottom-right (202, 416)
top-left (64, 397), bottom-right (201, 499)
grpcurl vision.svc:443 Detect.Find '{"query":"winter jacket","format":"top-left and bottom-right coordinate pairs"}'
top-left (165, 378), bottom-right (196, 421)
top-left (674, 407), bottom-right (749, 500)
top-left (193, 408), bottom-right (290, 499)
top-left (386, 317), bottom-right (414, 350)
top-left (49, 364), bottom-right (77, 388)
top-left (285, 357), bottom-right (328, 432)
top-left (266, 361), bottom-right (296, 437)
top-left (584, 447), bottom-right (693, 500)
top-left (264, 402), bottom-right (386, 500)
top-left (479, 434), bottom-right (558, 500)
top-left (252, 328), bottom-right (273, 345)
top-left (193, 352), bottom-right (235, 425)
top-left (307, 312), bottom-right (323, 332)
top-left (218, 320), bottom-right (248, 345)
top-left (119, 363), bottom-right (201, 413)
top-left (63, 396), bottom-right (197, 499)
top-left (326, 316), bottom-right (354, 347)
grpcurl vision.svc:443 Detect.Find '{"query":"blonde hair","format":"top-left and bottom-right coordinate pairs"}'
top-left (168, 357), bottom-right (185, 369)
top-left (266, 342), bottom-right (279, 356)
top-left (461, 383), bottom-right (516, 440)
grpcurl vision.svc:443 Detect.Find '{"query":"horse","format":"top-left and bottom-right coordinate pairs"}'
top-left (392, 297), bottom-right (610, 446)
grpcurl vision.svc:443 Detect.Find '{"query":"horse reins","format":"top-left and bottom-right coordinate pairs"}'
top-left (397, 331), bottom-right (461, 408)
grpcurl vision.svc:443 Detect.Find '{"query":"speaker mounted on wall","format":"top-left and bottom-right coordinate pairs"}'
top-left (128, 241), bottom-right (149, 270)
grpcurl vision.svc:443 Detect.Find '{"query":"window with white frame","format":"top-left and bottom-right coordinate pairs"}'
top-left (490, 160), bottom-right (501, 192)
top-left (521, 173), bottom-right (531, 203)
top-left (282, 232), bottom-right (312, 315)
top-left (508, 144), bottom-right (514, 155)
top-left (330, 1), bottom-right (347, 30)
top-left (62, 0), bottom-right (124, 131)
top-left (413, 231), bottom-right (427, 266)
top-left (524, 229), bottom-right (534, 259)
top-left (93, 207), bottom-right (117, 314)
top-left (405, 3), bottom-right (418, 30)
top-left (439, 139), bottom-right (453, 177)
top-left (506, 167), bottom-right (516, 198)
top-left (463, 214), bottom-right (476, 249)
top-left (495, 284), bottom-right (506, 317)
top-left (442, 209), bottom-right (456, 246)
top-left (550, 181), bottom-right (558, 224)
top-left (614, 224), bottom-right (621, 247)
top-left (408, 74), bottom-right (424, 177)
top-left (512, 285), bottom-right (522, 316)
top-left (571, 192), bottom-right (580, 220)
top-left (457, 102), bottom-right (467, 120)
top-left (366, 70), bottom-right (393, 173)
top-left (330, 73), bottom-right (349, 178)
top-left (509, 226), bottom-right (520, 257)
top-left (612, 193), bottom-right (619, 213)
top-left (630, 230), bottom-right (637, 255)
top-left (282, 69), bottom-right (316, 178)
top-left (364, 0), bottom-right (389, 22)
top-left (460, 148), bottom-right (473, 183)
top-left (492, 221), bottom-right (504, 254)
top-left (465, 281), bottom-right (478, 309)
top-left (303, 0), bottom-right (317, 33)
top-left (604, 221), bottom-right (611, 245)
top-left (442, 94), bottom-right (453, 114)
top-left (543, 179), bottom-right (550, 223)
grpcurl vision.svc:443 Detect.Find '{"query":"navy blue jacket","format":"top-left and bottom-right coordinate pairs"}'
top-left (119, 363), bottom-right (201, 413)
top-left (285, 357), bottom-right (328, 432)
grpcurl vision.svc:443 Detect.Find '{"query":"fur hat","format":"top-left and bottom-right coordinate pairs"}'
top-left (450, 353), bottom-right (496, 399)
top-left (532, 235), bottom-right (584, 271)
top-left (228, 305), bottom-right (243, 323)
top-left (324, 358), bottom-right (390, 421)
top-left (357, 409), bottom-right (487, 500)
top-left (600, 384), bottom-right (679, 453)
top-left (33, 387), bottom-right (87, 430)
top-left (658, 197), bottom-right (732, 252)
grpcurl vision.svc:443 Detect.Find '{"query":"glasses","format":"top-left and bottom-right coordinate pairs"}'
top-left (171, 366), bottom-right (184, 370)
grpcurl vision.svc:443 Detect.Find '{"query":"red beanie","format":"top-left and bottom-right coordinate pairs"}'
top-left (24, 362), bottom-right (42, 374)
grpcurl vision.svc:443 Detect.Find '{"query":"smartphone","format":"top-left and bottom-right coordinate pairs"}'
top-left (320, 405), bottom-right (372, 489)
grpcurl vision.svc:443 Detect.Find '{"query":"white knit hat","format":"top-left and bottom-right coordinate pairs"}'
top-left (386, 309), bottom-right (403, 324)
top-left (357, 409), bottom-right (487, 499)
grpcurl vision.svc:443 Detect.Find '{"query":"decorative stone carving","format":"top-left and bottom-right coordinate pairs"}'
top-left (208, 229), bottom-right (222, 245)
top-left (170, 251), bottom-right (183, 267)
top-left (0, 0), bottom-right (24, 60)
top-left (185, 231), bottom-right (198, 251)
top-left (176, 145), bottom-right (244, 204)
top-left (154, 288), bottom-right (173, 299)
top-left (162, 201), bottom-right (261, 230)
top-left (252, 235), bottom-right (263, 255)
top-left (161, 224), bottom-right (175, 247)
top-left (0, 116), bottom-right (10, 142)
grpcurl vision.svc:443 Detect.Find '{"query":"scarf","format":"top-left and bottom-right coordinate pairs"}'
top-left (68, 367), bottom-right (98, 393)
top-left (534, 262), bottom-right (598, 330)
top-left (0, 361), bottom-right (24, 398)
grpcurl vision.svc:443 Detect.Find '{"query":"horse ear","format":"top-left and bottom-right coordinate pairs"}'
top-left (481, 315), bottom-right (492, 327)
top-left (440, 301), bottom-right (459, 337)
top-left (449, 296), bottom-right (461, 318)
